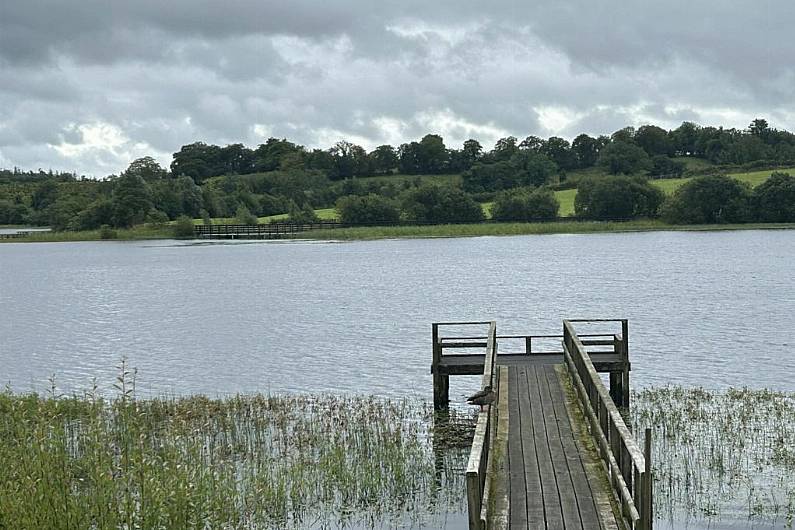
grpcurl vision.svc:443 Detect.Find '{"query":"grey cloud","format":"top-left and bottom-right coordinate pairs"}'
top-left (1, 0), bottom-right (794, 175)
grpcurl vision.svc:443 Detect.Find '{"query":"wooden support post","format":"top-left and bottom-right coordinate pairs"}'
top-left (432, 324), bottom-right (449, 410)
top-left (525, 336), bottom-right (532, 355)
top-left (609, 372), bottom-right (623, 406)
top-left (643, 427), bottom-right (653, 530)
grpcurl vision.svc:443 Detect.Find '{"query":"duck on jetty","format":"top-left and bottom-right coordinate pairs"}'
top-left (466, 386), bottom-right (496, 410)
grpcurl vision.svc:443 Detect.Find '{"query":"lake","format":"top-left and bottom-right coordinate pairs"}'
top-left (1, 229), bottom-right (793, 399)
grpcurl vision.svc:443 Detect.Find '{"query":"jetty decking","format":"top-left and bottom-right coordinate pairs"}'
top-left (433, 320), bottom-right (652, 530)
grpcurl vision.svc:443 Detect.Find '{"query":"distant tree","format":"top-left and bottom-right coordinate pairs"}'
top-left (571, 134), bottom-right (600, 168)
top-left (0, 200), bottom-right (30, 224)
top-left (287, 202), bottom-right (319, 223)
top-left (648, 156), bottom-right (685, 178)
top-left (490, 188), bottom-right (559, 221)
top-left (172, 215), bottom-right (196, 238)
top-left (400, 184), bottom-right (484, 224)
top-left (173, 176), bottom-right (204, 217)
top-left (416, 134), bottom-right (449, 174)
top-left (748, 118), bottom-right (770, 139)
top-left (751, 172), bottom-right (795, 222)
top-left (253, 138), bottom-right (305, 173)
top-left (328, 140), bottom-right (370, 179)
top-left (491, 136), bottom-right (519, 162)
top-left (170, 142), bottom-right (224, 184)
top-left (31, 179), bottom-right (59, 211)
top-left (235, 205), bottom-right (258, 225)
top-left (541, 137), bottom-right (576, 171)
top-left (519, 135), bottom-right (545, 152)
top-left (510, 151), bottom-right (558, 187)
top-left (74, 199), bottom-right (113, 230)
top-left (670, 121), bottom-right (700, 156)
top-left (220, 144), bottom-right (256, 174)
top-left (597, 141), bottom-right (652, 175)
top-left (662, 175), bottom-right (752, 224)
top-left (611, 127), bottom-right (635, 144)
top-left (124, 156), bottom-right (169, 181)
top-left (634, 125), bottom-right (673, 157)
top-left (462, 139), bottom-right (483, 165)
top-left (369, 145), bottom-right (398, 175)
top-left (336, 194), bottom-right (400, 225)
top-left (462, 161), bottom-right (518, 193)
top-left (111, 173), bottom-right (152, 227)
top-left (575, 176), bottom-right (664, 219)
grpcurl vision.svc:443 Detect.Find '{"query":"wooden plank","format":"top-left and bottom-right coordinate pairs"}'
top-left (537, 365), bottom-right (583, 530)
top-left (507, 367), bottom-right (527, 529)
top-left (516, 367), bottom-right (545, 527)
top-left (544, 366), bottom-right (603, 530)
top-left (527, 366), bottom-right (565, 529)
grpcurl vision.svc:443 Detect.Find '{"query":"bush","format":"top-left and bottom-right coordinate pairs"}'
top-left (597, 141), bottom-right (652, 175)
top-left (99, 225), bottom-right (117, 239)
top-left (287, 202), bottom-right (319, 223)
top-left (751, 172), bottom-right (795, 222)
top-left (400, 184), bottom-right (484, 224)
top-left (172, 215), bottom-right (196, 238)
top-left (235, 205), bottom-right (258, 225)
top-left (648, 156), bottom-right (685, 178)
top-left (491, 188), bottom-right (559, 221)
top-left (574, 176), bottom-right (664, 219)
top-left (662, 175), bottom-right (752, 224)
top-left (335, 194), bottom-right (400, 225)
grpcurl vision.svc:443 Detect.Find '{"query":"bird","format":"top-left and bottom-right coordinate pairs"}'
top-left (467, 385), bottom-right (496, 411)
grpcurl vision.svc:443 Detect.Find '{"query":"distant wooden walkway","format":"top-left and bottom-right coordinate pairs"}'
top-left (507, 365), bottom-right (618, 530)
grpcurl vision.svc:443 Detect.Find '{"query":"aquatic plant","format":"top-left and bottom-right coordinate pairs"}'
top-left (0, 380), bottom-right (472, 529)
top-left (631, 386), bottom-right (795, 528)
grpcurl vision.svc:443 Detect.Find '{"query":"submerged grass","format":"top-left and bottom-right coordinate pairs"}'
top-left (0, 380), bottom-right (472, 529)
top-left (632, 386), bottom-right (795, 528)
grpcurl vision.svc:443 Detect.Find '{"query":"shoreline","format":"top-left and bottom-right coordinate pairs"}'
top-left (2, 220), bottom-right (794, 243)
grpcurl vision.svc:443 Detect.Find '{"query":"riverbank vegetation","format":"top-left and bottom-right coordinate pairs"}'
top-left (2, 118), bottom-right (795, 240)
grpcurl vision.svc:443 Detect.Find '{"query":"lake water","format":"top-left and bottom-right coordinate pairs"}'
top-left (1, 229), bottom-right (793, 398)
top-left (1, 229), bottom-right (793, 529)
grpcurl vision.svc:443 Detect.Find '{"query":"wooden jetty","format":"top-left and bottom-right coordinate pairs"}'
top-left (193, 221), bottom-right (342, 239)
top-left (432, 319), bottom-right (652, 530)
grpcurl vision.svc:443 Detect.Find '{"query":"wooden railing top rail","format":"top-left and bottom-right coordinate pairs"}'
top-left (465, 321), bottom-right (498, 530)
top-left (562, 319), bottom-right (651, 530)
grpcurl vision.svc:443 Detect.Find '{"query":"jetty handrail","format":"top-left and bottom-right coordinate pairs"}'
top-left (465, 321), bottom-right (497, 530)
top-left (562, 320), bottom-right (652, 530)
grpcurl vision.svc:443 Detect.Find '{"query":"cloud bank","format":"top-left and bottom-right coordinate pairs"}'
top-left (0, 1), bottom-right (792, 175)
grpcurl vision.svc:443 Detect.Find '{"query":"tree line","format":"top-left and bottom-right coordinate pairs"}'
top-left (1, 118), bottom-right (795, 230)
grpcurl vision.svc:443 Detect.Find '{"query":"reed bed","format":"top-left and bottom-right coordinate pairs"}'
top-left (632, 386), bottom-right (795, 528)
top-left (0, 380), bottom-right (472, 529)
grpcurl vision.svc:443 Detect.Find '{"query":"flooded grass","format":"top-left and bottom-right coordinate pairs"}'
top-left (0, 378), bottom-right (473, 529)
top-left (632, 386), bottom-right (795, 529)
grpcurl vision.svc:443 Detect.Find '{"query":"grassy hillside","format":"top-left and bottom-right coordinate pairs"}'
top-left (196, 165), bottom-right (793, 223)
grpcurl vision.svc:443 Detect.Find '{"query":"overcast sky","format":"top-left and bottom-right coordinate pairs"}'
top-left (1, 1), bottom-right (793, 176)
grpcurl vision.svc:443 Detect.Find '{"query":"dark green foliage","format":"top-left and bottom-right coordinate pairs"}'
top-left (462, 152), bottom-right (557, 193)
top-left (649, 156), bottom-right (686, 178)
top-left (662, 175), bottom-right (752, 224)
top-left (123, 156), bottom-right (168, 181)
top-left (398, 135), bottom-right (450, 175)
top-left (575, 176), bottom-right (664, 219)
top-left (369, 145), bottom-right (398, 175)
top-left (234, 205), bottom-right (258, 225)
top-left (634, 125), bottom-right (673, 157)
top-left (99, 225), bottom-right (118, 239)
top-left (490, 188), bottom-right (560, 221)
top-left (287, 202), bottom-right (319, 223)
top-left (0, 200), bottom-right (30, 224)
top-left (75, 199), bottom-right (113, 230)
top-left (751, 172), bottom-right (795, 222)
top-left (335, 194), bottom-right (400, 225)
top-left (400, 184), bottom-right (484, 223)
top-left (111, 174), bottom-right (152, 228)
top-left (571, 134), bottom-right (606, 168)
top-left (598, 141), bottom-right (652, 175)
top-left (172, 215), bottom-right (196, 238)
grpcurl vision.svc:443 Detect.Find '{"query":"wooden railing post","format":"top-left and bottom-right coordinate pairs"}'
top-left (643, 428), bottom-right (653, 530)
top-left (432, 323), bottom-right (449, 410)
